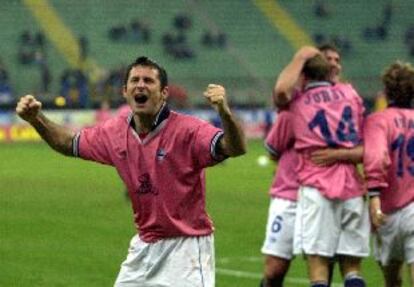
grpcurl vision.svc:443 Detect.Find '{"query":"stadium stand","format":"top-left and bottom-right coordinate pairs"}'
top-left (2, 0), bottom-right (414, 109)
top-left (280, 0), bottom-right (414, 100)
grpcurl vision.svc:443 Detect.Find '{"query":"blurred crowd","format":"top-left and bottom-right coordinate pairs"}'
top-left (2, 3), bottom-right (414, 111)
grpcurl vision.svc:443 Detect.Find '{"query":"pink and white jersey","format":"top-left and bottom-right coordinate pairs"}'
top-left (265, 111), bottom-right (299, 201)
top-left (290, 82), bottom-right (365, 200)
top-left (364, 108), bottom-right (414, 213)
top-left (73, 105), bottom-right (224, 243)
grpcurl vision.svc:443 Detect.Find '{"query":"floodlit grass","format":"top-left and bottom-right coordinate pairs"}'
top-left (0, 141), bottom-right (410, 286)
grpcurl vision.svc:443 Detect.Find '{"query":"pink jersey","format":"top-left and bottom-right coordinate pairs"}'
top-left (73, 105), bottom-right (224, 243)
top-left (290, 82), bottom-right (365, 200)
top-left (364, 108), bottom-right (414, 213)
top-left (265, 111), bottom-right (299, 201)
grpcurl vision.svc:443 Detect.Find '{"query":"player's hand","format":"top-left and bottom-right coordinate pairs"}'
top-left (294, 46), bottom-right (320, 62)
top-left (310, 148), bottom-right (339, 166)
top-left (369, 196), bottom-right (387, 229)
top-left (203, 84), bottom-right (230, 114)
top-left (16, 95), bottom-right (42, 122)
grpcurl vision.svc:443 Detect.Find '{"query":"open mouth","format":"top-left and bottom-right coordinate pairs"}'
top-left (134, 94), bottom-right (148, 104)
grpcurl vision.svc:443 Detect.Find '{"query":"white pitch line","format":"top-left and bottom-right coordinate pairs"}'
top-left (216, 267), bottom-right (342, 287)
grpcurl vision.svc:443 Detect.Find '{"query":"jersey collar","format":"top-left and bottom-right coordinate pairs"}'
top-left (126, 102), bottom-right (171, 132)
top-left (152, 102), bottom-right (170, 130)
top-left (304, 81), bottom-right (333, 91)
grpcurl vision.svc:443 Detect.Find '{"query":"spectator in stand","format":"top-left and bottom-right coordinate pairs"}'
top-left (0, 59), bottom-right (9, 86)
top-left (18, 30), bottom-right (35, 65)
top-left (314, 0), bottom-right (330, 18)
top-left (108, 25), bottom-right (128, 42)
top-left (0, 59), bottom-right (12, 105)
top-left (174, 13), bottom-right (192, 31)
top-left (363, 3), bottom-right (392, 42)
top-left (18, 30), bottom-right (47, 65)
top-left (35, 51), bottom-right (51, 95)
top-left (60, 69), bottom-right (89, 108)
top-left (201, 30), bottom-right (228, 49)
top-left (79, 35), bottom-right (89, 62)
top-left (130, 19), bottom-right (151, 43)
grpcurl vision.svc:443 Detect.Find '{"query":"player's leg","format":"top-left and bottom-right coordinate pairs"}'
top-left (293, 187), bottom-right (337, 286)
top-left (403, 202), bottom-right (414, 287)
top-left (327, 257), bottom-right (336, 287)
top-left (307, 255), bottom-right (330, 286)
top-left (409, 263), bottom-right (414, 287)
top-left (261, 255), bottom-right (291, 287)
top-left (336, 196), bottom-right (370, 287)
top-left (381, 260), bottom-right (403, 287)
top-left (371, 210), bottom-right (404, 287)
top-left (337, 255), bottom-right (365, 287)
top-left (260, 198), bottom-right (297, 287)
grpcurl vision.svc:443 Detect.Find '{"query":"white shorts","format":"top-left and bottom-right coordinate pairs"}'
top-left (114, 234), bottom-right (215, 287)
top-left (373, 201), bottom-right (414, 265)
top-left (294, 186), bottom-right (370, 258)
top-left (261, 197), bottom-right (297, 260)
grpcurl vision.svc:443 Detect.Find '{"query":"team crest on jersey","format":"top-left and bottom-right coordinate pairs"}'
top-left (136, 173), bottom-right (158, 195)
top-left (156, 148), bottom-right (166, 161)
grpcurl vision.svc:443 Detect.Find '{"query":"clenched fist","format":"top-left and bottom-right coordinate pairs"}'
top-left (203, 84), bottom-right (230, 114)
top-left (16, 95), bottom-right (42, 122)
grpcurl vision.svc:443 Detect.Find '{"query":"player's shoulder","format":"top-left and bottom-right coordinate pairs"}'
top-left (369, 107), bottom-right (414, 120)
top-left (365, 109), bottom-right (391, 127)
top-left (171, 111), bottom-right (212, 128)
top-left (334, 82), bottom-right (358, 94)
top-left (275, 109), bottom-right (293, 121)
top-left (98, 111), bottom-right (130, 130)
top-left (334, 82), bottom-right (364, 106)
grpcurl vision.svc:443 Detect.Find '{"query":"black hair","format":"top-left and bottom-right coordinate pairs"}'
top-left (123, 56), bottom-right (168, 89)
top-left (318, 43), bottom-right (340, 54)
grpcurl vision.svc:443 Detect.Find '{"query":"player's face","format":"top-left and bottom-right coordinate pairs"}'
top-left (123, 66), bottom-right (168, 117)
top-left (322, 49), bottom-right (342, 83)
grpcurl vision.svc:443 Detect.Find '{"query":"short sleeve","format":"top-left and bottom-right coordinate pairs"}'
top-left (265, 111), bottom-right (294, 157)
top-left (73, 124), bottom-right (114, 166)
top-left (192, 121), bottom-right (224, 168)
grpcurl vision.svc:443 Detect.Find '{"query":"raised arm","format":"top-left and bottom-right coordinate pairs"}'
top-left (16, 95), bottom-right (75, 156)
top-left (203, 84), bottom-right (247, 157)
top-left (273, 46), bottom-right (320, 107)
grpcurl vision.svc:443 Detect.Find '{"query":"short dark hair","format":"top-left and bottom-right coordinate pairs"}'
top-left (123, 56), bottom-right (168, 89)
top-left (382, 61), bottom-right (414, 108)
top-left (302, 54), bottom-right (331, 81)
top-left (318, 43), bottom-right (340, 55)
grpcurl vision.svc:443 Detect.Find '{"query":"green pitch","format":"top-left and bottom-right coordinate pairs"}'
top-left (0, 141), bottom-right (408, 286)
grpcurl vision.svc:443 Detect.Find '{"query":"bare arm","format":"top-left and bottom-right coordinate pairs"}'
top-left (16, 95), bottom-right (75, 156)
top-left (369, 195), bottom-right (387, 229)
top-left (310, 145), bottom-right (363, 166)
top-left (203, 84), bottom-right (247, 157)
top-left (273, 46), bottom-right (320, 107)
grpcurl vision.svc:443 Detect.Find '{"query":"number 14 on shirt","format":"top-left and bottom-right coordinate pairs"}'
top-left (308, 105), bottom-right (359, 147)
